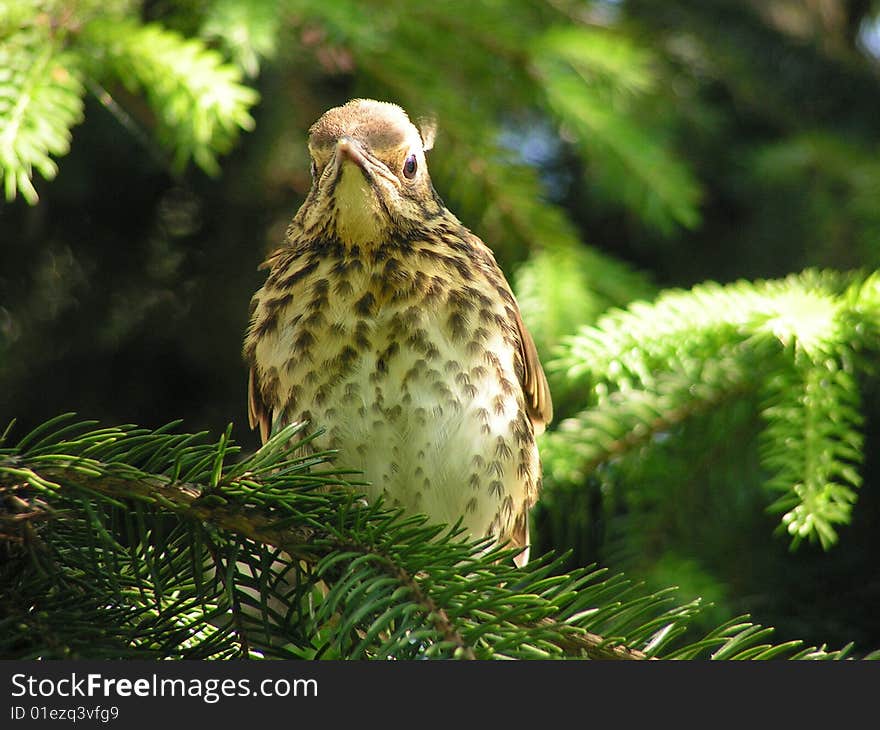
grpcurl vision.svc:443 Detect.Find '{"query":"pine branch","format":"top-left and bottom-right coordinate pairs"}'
top-left (761, 351), bottom-right (863, 549)
top-left (550, 269), bottom-right (879, 547)
top-left (0, 458), bottom-right (615, 659)
top-left (531, 26), bottom-right (702, 233)
top-left (0, 417), bottom-right (864, 660)
top-left (1, 4), bottom-right (261, 204)
top-left (513, 243), bottom-right (655, 374)
top-left (84, 18), bottom-right (258, 174)
top-left (0, 30), bottom-right (84, 203)
top-left (199, 0), bottom-right (283, 77)
top-left (543, 351), bottom-right (756, 484)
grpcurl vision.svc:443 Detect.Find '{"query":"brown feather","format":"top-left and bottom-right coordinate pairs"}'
top-left (511, 510), bottom-right (531, 568)
top-left (248, 367), bottom-right (271, 444)
top-left (513, 306), bottom-right (553, 434)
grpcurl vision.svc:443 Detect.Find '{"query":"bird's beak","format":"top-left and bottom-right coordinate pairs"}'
top-left (334, 136), bottom-right (369, 174)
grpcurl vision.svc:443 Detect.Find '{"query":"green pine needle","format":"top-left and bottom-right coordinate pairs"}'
top-left (0, 417), bottom-right (865, 659)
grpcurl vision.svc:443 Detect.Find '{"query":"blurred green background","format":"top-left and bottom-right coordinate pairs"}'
top-left (2, 0), bottom-right (880, 653)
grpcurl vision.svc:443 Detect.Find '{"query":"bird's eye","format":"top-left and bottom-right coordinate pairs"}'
top-left (403, 154), bottom-right (418, 179)
top-left (310, 160), bottom-right (318, 179)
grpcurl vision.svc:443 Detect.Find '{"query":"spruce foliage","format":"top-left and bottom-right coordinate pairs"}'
top-left (0, 1), bottom-right (257, 202)
top-left (0, 416), bottom-right (861, 660)
top-left (546, 270), bottom-right (879, 549)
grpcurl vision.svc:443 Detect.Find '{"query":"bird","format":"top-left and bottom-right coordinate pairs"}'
top-left (243, 98), bottom-right (552, 566)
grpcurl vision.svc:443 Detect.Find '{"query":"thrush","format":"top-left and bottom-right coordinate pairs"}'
top-left (243, 99), bottom-right (552, 565)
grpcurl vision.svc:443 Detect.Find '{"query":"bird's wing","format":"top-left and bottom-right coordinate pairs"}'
top-left (513, 305), bottom-right (553, 434)
top-left (248, 366), bottom-right (272, 444)
top-left (467, 230), bottom-right (553, 433)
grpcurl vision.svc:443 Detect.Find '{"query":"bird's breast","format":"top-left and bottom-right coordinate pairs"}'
top-left (250, 251), bottom-right (539, 541)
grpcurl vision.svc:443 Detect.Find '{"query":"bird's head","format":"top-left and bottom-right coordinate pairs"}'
top-left (297, 99), bottom-right (439, 246)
